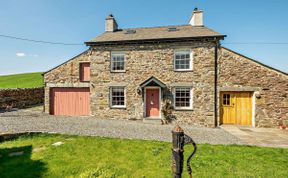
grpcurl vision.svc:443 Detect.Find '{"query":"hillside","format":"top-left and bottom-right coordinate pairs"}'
top-left (0, 72), bottom-right (44, 89)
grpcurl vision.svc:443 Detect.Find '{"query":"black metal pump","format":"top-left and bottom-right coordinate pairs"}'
top-left (172, 125), bottom-right (197, 178)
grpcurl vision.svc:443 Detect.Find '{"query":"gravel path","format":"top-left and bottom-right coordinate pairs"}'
top-left (0, 107), bottom-right (241, 145)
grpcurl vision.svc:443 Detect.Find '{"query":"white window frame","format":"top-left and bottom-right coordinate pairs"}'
top-left (173, 87), bottom-right (193, 110)
top-left (110, 86), bottom-right (126, 109)
top-left (173, 50), bottom-right (193, 71)
top-left (111, 51), bottom-right (126, 72)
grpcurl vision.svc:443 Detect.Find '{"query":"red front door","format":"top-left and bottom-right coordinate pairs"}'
top-left (146, 88), bottom-right (160, 118)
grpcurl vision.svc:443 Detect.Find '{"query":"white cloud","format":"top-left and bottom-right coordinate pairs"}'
top-left (16, 52), bottom-right (26, 57)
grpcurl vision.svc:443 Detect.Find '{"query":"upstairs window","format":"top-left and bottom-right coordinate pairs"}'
top-left (80, 62), bottom-right (90, 81)
top-left (174, 87), bottom-right (193, 110)
top-left (111, 52), bottom-right (125, 72)
top-left (110, 87), bottom-right (126, 108)
top-left (174, 50), bottom-right (192, 71)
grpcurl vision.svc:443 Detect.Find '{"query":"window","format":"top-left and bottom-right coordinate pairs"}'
top-left (110, 87), bottom-right (126, 108)
top-left (80, 62), bottom-right (90, 82)
top-left (174, 87), bottom-right (192, 109)
top-left (111, 52), bottom-right (125, 72)
top-left (174, 50), bottom-right (192, 71)
top-left (223, 94), bottom-right (231, 106)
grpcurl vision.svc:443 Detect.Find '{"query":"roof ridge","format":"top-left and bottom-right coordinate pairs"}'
top-left (119, 24), bottom-right (193, 30)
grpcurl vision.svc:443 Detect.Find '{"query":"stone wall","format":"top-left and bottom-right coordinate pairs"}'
top-left (44, 50), bottom-right (91, 84)
top-left (90, 42), bottom-right (216, 127)
top-left (43, 50), bottom-right (91, 113)
top-left (0, 87), bottom-right (44, 109)
top-left (219, 47), bottom-right (288, 127)
top-left (44, 42), bottom-right (217, 127)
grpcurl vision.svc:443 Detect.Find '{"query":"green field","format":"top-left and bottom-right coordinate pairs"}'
top-left (0, 134), bottom-right (287, 178)
top-left (0, 72), bottom-right (43, 89)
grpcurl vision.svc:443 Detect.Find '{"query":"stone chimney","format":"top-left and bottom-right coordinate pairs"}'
top-left (189, 8), bottom-right (204, 26)
top-left (105, 14), bottom-right (118, 32)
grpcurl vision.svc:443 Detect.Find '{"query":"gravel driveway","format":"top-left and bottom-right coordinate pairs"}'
top-left (0, 107), bottom-right (241, 145)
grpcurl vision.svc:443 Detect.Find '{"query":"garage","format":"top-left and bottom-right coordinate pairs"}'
top-left (50, 88), bottom-right (90, 116)
top-left (220, 92), bottom-right (253, 126)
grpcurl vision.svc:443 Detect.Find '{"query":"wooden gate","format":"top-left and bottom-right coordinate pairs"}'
top-left (220, 92), bottom-right (252, 125)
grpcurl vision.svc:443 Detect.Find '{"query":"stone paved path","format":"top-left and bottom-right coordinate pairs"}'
top-left (221, 125), bottom-right (288, 148)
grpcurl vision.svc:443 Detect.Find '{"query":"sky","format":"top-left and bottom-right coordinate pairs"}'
top-left (0, 0), bottom-right (287, 75)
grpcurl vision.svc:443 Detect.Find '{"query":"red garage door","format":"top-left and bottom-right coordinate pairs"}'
top-left (50, 88), bottom-right (90, 116)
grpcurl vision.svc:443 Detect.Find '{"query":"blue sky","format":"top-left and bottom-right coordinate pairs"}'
top-left (0, 0), bottom-right (287, 75)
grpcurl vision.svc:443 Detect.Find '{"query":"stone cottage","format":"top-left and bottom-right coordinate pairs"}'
top-left (44, 9), bottom-right (288, 127)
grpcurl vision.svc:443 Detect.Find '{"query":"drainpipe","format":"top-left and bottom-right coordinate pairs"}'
top-left (214, 40), bottom-right (219, 127)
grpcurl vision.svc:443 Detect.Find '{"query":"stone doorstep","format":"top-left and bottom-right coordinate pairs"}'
top-left (143, 118), bottom-right (163, 125)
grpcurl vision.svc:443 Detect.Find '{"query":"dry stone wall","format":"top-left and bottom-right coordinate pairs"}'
top-left (0, 87), bottom-right (44, 109)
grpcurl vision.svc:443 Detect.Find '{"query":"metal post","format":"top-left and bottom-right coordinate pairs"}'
top-left (172, 125), bottom-right (197, 178)
top-left (172, 125), bottom-right (184, 178)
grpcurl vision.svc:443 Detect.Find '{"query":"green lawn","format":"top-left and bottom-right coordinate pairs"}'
top-left (0, 134), bottom-right (287, 178)
top-left (0, 72), bottom-right (43, 89)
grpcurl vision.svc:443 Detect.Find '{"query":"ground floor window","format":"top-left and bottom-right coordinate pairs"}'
top-left (110, 87), bottom-right (126, 108)
top-left (174, 87), bottom-right (192, 110)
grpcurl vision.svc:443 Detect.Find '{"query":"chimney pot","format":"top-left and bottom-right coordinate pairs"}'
top-left (189, 8), bottom-right (204, 26)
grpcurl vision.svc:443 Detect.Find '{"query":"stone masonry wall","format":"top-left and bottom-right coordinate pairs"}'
top-left (89, 42), bottom-right (216, 127)
top-left (43, 50), bottom-right (91, 113)
top-left (44, 41), bottom-right (216, 127)
top-left (0, 87), bottom-right (44, 109)
top-left (219, 47), bottom-right (288, 127)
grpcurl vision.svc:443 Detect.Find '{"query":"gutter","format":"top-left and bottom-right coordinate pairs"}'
top-left (85, 35), bottom-right (226, 46)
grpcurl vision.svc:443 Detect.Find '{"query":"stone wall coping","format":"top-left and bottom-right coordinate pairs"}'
top-left (0, 87), bottom-right (43, 91)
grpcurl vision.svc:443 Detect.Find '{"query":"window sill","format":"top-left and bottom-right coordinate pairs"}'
top-left (110, 106), bottom-right (126, 109)
top-left (174, 108), bottom-right (193, 111)
top-left (174, 69), bottom-right (193, 72)
top-left (111, 70), bottom-right (126, 73)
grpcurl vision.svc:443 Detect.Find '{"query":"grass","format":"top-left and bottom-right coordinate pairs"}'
top-left (0, 134), bottom-right (287, 178)
top-left (0, 72), bottom-right (43, 89)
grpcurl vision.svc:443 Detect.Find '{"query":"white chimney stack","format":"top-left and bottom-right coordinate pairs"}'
top-left (189, 8), bottom-right (204, 26)
top-left (105, 14), bottom-right (118, 32)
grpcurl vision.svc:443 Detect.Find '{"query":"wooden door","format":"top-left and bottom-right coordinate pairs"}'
top-left (80, 63), bottom-right (90, 81)
top-left (220, 92), bottom-right (252, 125)
top-left (145, 88), bottom-right (160, 118)
top-left (50, 88), bottom-right (90, 116)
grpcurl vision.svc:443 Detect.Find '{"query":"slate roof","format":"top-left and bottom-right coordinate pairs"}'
top-left (86, 25), bottom-right (225, 45)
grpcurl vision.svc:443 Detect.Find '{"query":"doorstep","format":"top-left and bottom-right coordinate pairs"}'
top-left (143, 118), bottom-right (162, 125)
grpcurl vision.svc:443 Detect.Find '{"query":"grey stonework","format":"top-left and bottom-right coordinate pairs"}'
top-left (44, 42), bottom-right (217, 127)
top-left (44, 50), bottom-right (91, 113)
top-left (89, 42), bottom-right (216, 127)
top-left (219, 48), bottom-right (288, 128)
top-left (43, 42), bottom-right (288, 128)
